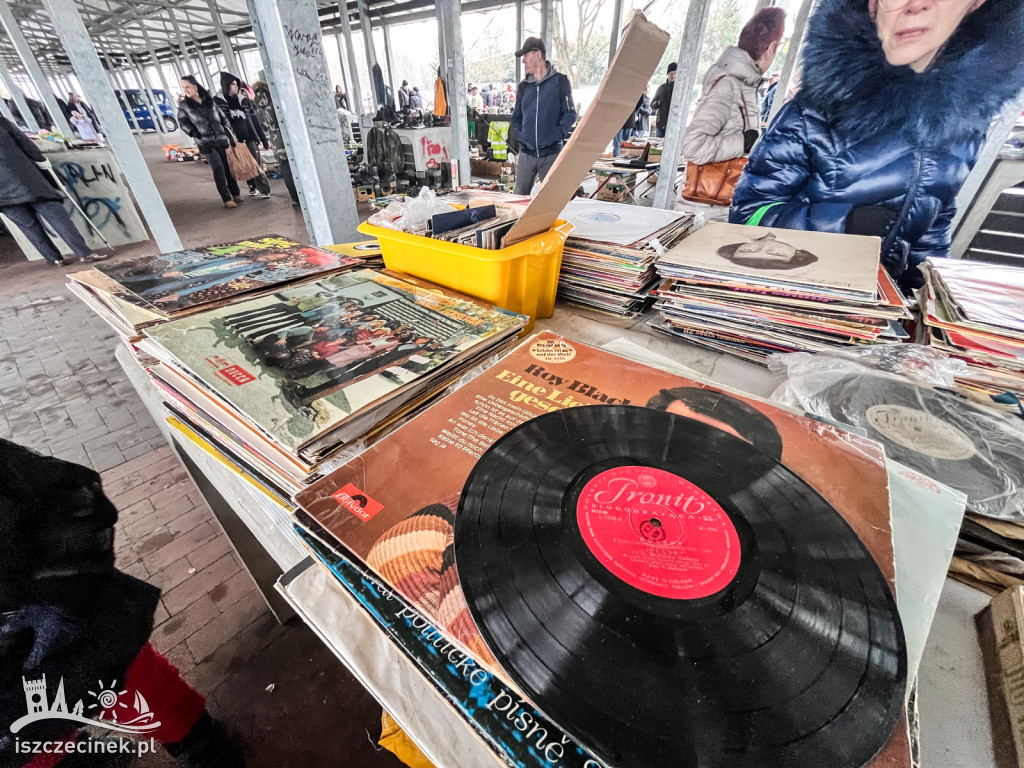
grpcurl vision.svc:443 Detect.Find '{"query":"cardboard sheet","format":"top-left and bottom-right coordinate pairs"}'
top-left (504, 12), bottom-right (670, 245)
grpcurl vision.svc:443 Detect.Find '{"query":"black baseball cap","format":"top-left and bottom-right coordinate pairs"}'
top-left (515, 37), bottom-right (545, 58)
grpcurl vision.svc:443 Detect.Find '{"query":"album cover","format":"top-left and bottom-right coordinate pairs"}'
top-left (143, 270), bottom-right (526, 455)
top-left (561, 198), bottom-right (690, 246)
top-left (97, 235), bottom-right (363, 314)
top-left (295, 525), bottom-right (605, 768)
top-left (661, 222), bottom-right (881, 298)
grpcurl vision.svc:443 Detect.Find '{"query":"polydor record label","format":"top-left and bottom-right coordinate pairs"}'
top-left (576, 466), bottom-right (741, 599)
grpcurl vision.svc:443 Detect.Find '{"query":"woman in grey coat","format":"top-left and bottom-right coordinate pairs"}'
top-left (0, 115), bottom-right (103, 266)
top-left (681, 7), bottom-right (785, 167)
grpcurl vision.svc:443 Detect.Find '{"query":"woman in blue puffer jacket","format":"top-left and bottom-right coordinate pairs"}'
top-left (730, 0), bottom-right (1024, 293)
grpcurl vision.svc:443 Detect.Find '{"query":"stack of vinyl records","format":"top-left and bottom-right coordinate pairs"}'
top-left (556, 199), bottom-right (694, 318)
top-left (292, 331), bottom-right (914, 768)
top-left (919, 258), bottom-right (1024, 398)
top-left (66, 235), bottom-right (383, 341)
top-left (132, 269), bottom-right (527, 501)
top-left (652, 222), bottom-right (912, 362)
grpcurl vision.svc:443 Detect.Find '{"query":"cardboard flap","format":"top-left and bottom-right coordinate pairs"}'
top-left (503, 12), bottom-right (670, 246)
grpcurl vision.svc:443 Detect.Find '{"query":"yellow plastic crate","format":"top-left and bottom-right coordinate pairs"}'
top-left (356, 220), bottom-right (573, 332)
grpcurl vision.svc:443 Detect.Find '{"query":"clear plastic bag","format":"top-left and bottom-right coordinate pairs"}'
top-left (367, 187), bottom-right (453, 234)
top-left (768, 348), bottom-right (1024, 521)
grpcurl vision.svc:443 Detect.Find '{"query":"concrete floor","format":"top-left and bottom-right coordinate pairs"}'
top-left (0, 133), bottom-right (403, 767)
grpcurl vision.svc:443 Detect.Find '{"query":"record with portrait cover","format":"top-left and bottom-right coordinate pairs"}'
top-left (455, 405), bottom-right (906, 768)
top-left (815, 373), bottom-right (1024, 521)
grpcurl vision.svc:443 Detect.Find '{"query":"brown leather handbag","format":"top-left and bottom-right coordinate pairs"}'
top-left (681, 77), bottom-right (750, 207)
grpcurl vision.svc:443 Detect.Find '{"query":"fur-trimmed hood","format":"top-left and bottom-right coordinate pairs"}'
top-left (799, 0), bottom-right (1024, 144)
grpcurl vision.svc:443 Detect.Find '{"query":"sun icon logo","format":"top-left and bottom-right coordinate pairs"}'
top-left (87, 680), bottom-right (128, 722)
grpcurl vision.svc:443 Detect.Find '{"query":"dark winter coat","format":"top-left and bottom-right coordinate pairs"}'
top-left (650, 79), bottom-right (674, 133)
top-left (217, 73), bottom-right (268, 147)
top-left (0, 115), bottom-right (62, 208)
top-left (637, 93), bottom-right (652, 134)
top-left (511, 63), bottom-right (576, 158)
top-left (177, 88), bottom-right (235, 152)
top-left (0, 440), bottom-right (159, 759)
top-left (730, 0), bottom-right (1024, 292)
top-left (410, 89), bottom-right (423, 109)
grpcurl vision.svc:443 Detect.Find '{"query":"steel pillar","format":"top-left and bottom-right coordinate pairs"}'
top-left (0, 0), bottom-right (73, 134)
top-left (437, 0), bottom-right (470, 185)
top-left (140, 25), bottom-right (177, 107)
top-left (515, 0), bottom-right (523, 84)
top-left (766, 0), bottom-right (815, 129)
top-left (337, 2), bottom-right (364, 114)
top-left (41, 0), bottom-right (181, 251)
top-left (356, 0), bottom-right (379, 107)
top-left (0, 86), bottom-right (15, 122)
top-left (245, 0), bottom-right (361, 244)
top-left (382, 24), bottom-right (397, 102)
top-left (206, 0), bottom-right (241, 74)
top-left (540, 0), bottom-right (553, 60)
top-left (608, 0), bottom-right (624, 67)
top-left (0, 56), bottom-right (39, 131)
top-left (652, 0), bottom-right (713, 209)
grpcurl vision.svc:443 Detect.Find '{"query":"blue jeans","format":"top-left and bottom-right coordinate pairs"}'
top-left (1, 200), bottom-right (91, 262)
top-left (612, 128), bottom-right (632, 157)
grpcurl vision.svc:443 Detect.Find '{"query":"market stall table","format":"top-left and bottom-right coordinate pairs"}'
top-left (114, 304), bottom-right (998, 768)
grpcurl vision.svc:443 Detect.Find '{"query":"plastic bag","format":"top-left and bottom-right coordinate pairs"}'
top-left (768, 348), bottom-right (1024, 521)
top-left (367, 187), bottom-right (453, 234)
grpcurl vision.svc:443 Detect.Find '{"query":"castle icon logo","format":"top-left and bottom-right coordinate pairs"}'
top-left (10, 674), bottom-right (161, 735)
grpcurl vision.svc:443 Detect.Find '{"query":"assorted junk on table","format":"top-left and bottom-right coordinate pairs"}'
top-left (294, 331), bottom-right (914, 768)
top-left (557, 199), bottom-right (695, 319)
top-left (652, 221), bottom-right (912, 362)
top-left (65, 236), bottom-right (372, 339)
top-left (918, 257), bottom-right (1024, 400)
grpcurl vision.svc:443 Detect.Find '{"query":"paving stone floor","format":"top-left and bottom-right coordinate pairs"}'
top-left (1, 136), bottom-right (402, 767)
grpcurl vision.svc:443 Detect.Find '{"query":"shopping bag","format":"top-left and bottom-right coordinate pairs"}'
top-left (681, 157), bottom-right (748, 206)
top-left (225, 142), bottom-right (262, 181)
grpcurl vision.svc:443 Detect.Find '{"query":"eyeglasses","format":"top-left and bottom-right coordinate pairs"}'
top-left (877, 0), bottom-right (959, 11)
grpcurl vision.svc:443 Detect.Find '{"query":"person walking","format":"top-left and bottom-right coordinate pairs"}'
top-left (636, 86), bottom-right (652, 138)
top-left (251, 80), bottom-right (300, 208)
top-left (398, 81), bottom-right (412, 111)
top-left (510, 36), bottom-right (576, 195)
top-left (730, 0), bottom-right (1024, 293)
top-left (649, 62), bottom-right (677, 138)
top-left (218, 73), bottom-right (270, 199)
top-left (0, 114), bottom-right (105, 267)
top-left (177, 75), bottom-right (242, 209)
top-left (681, 7), bottom-right (785, 166)
top-left (410, 86), bottom-right (423, 110)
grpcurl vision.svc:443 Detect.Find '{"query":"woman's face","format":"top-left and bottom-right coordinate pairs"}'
top-left (734, 238), bottom-right (796, 263)
top-left (229, 81), bottom-right (239, 97)
top-left (181, 79), bottom-right (198, 99)
top-left (875, 0), bottom-right (984, 73)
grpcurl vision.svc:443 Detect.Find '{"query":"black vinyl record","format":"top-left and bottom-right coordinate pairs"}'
top-left (817, 373), bottom-right (1024, 520)
top-left (455, 405), bottom-right (906, 768)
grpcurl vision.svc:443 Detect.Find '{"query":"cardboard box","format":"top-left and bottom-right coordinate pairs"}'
top-left (470, 158), bottom-right (504, 177)
top-left (982, 586), bottom-right (1024, 767)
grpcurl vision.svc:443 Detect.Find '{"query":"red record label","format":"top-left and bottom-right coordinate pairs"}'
top-left (576, 466), bottom-right (741, 600)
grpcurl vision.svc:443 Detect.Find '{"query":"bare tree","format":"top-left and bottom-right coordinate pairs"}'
top-left (552, 0), bottom-right (611, 88)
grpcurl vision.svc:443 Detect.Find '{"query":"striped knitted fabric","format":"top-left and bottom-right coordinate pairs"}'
top-left (366, 494), bottom-right (497, 667)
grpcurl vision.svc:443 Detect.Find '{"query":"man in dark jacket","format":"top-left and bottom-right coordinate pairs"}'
top-left (730, 0), bottom-right (1024, 293)
top-left (510, 37), bottom-right (576, 195)
top-left (0, 115), bottom-right (104, 266)
top-left (177, 75), bottom-right (241, 208)
top-left (649, 62), bottom-right (676, 138)
top-left (217, 73), bottom-right (270, 198)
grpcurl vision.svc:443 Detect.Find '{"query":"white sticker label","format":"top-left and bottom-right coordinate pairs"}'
top-left (865, 404), bottom-right (976, 461)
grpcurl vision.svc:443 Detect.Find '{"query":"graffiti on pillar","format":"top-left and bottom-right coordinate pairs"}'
top-left (56, 160), bottom-right (129, 234)
top-left (283, 22), bottom-right (339, 149)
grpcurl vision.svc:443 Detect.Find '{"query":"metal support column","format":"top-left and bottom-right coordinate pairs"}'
top-left (652, 0), bottom-right (713, 209)
top-left (335, 32), bottom-right (352, 103)
top-left (540, 0), bottom-right (552, 60)
top-left (41, 0), bottom-right (182, 251)
top-left (338, 2), bottom-right (364, 113)
top-left (0, 0), bottom-right (73, 134)
top-left (382, 24), bottom-right (397, 102)
top-left (0, 57), bottom-right (39, 130)
top-left (206, 0), bottom-right (241, 74)
top-left (0, 86), bottom-right (15, 122)
top-left (437, 0), bottom-right (470, 185)
top-left (514, 0), bottom-right (523, 84)
top-left (140, 25), bottom-right (177, 105)
top-left (245, 0), bottom-right (360, 244)
top-left (119, 27), bottom-right (166, 134)
top-left (766, 0), bottom-right (814, 129)
top-left (355, 0), bottom-right (379, 107)
top-left (608, 0), bottom-right (624, 67)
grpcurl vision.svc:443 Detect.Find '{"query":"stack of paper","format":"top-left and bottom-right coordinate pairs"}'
top-left (557, 199), bottom-right (694, 318)
top-left (919, 258), bottom-right (1024, 398)
top-left (652, 222), bottom-right (911, 363)
top-left (66, 235), bottom-right (370, 340)
top-left (129, 269), bottom-right (526, 500)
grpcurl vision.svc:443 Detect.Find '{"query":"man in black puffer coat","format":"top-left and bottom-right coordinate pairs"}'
top-left (177, 75), bottom-right (241, 208)
top-left (0, 440), bottom-right (244, 767)
top-left (0, 115), bottom-right (103, 267)
top-left (730, 0), bottom-right (1024, 293)
top-left (217, 73), bottom-right (270, 199)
